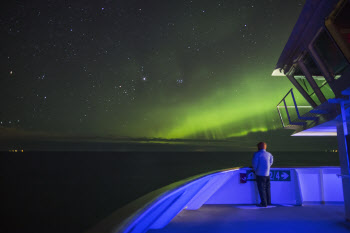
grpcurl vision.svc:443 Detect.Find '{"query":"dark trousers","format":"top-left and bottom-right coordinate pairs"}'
top-left (256, 175), bottom-right (271, 206)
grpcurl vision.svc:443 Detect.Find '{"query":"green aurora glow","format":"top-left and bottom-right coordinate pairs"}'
top-left (95, 68), bottom-right (308, 139)
top-left (1, 0), bottom-right (312, 142)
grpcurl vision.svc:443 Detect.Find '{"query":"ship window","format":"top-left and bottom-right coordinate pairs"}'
top-left (313, 78), bottom-right (335, 100)
top-left (313, 30), bottom-right (349, 76)
top-left (293, 67), bottom-right (321, 105)
top-left (302, 53), bottom-right (335, 100)
top-left (333, 1), bottom-right (350, 45)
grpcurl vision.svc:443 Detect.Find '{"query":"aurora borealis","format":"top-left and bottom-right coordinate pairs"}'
top-left (1, 0), bottom-right (322, 141)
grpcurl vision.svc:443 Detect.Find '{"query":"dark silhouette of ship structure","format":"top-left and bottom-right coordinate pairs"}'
top-left (86, 0), bottom-right (350, 232)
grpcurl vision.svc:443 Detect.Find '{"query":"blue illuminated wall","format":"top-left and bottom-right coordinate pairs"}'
top-left (111, 167), bottom-right (344, 233)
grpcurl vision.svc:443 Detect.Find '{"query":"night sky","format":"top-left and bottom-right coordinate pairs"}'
top-left (1, 0), bottom-right (331, 144)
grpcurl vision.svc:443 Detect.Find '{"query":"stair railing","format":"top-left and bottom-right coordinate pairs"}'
top-left (277, 88), bottom-right (313, 127)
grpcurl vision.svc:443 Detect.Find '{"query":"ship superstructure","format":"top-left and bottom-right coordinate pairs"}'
top-left (273, 0), bottom-right (350, 221)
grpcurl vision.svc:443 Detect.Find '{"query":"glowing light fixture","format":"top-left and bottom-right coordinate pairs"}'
top-left (271, 69), bottom-right (285, 76)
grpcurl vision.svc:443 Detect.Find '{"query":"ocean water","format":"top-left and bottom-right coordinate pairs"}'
top-left (1, 151), bottom-right (340, 233)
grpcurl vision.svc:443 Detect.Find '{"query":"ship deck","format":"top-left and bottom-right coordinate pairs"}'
top-left (147, 204), bottom-right (350, 233)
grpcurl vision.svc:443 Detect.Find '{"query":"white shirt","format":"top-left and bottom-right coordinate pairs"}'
top-left (252, 149), bottom-right (274, 176)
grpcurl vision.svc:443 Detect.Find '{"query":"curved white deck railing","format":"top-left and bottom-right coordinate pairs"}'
top-left (87, 167), bottom-right (344, 233)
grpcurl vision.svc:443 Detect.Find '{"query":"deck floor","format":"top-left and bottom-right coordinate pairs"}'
top-left (147, 204), bottom-right (350, 233)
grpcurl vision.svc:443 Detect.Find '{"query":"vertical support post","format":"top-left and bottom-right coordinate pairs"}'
top-left (336, 101), bottom-right (350, 221)
top-left (290, 89), bottom-right (301, 118)
top-left (341, 101), bottom-right (348, 136)
top-left (319, 169), bottom-right (325, 204)
top-left (277, 106), bottom-right (285, 128)
top-left (294, 169), bottom-right (303, 206)
top-left (340, 100), bottom-right (350, 174)
top-left (283, 99), bottom-right (292, 124)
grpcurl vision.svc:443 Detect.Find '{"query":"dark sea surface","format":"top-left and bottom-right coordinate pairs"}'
top-left (1, 150), bottom-right (340, 233)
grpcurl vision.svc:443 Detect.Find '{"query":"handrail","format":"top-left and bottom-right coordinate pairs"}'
top-left (276, 88), bottom-right (293, 107)
top-left (277, 88), bottom-right (316, 128)
top-left (85, 167), bottom-right (241, 233)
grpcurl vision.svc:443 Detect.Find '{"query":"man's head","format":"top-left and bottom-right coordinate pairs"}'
top-left (257, 142), bottom-right (267, 150)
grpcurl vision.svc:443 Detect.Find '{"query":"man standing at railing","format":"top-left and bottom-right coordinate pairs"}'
top-left (252, 142), bottom-right (274, 207)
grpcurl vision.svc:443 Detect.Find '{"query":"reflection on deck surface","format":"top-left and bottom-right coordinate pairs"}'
top-left (147, 204), bottom-right (350, 233)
